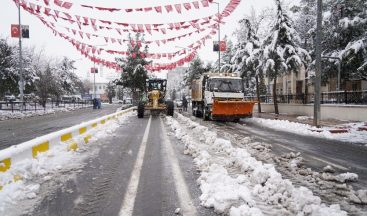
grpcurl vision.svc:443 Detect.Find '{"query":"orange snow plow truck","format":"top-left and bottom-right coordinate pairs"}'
top-left (191, 72), bottom-right (256, 122)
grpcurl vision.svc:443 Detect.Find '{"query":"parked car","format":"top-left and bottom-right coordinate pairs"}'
top-left (4, 95), bottom-right (16, 102)
top-left (175, 99), bottom-right (183, 107)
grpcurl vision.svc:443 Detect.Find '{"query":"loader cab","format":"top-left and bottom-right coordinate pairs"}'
top-left (146, 79), bottom-right (167, 95)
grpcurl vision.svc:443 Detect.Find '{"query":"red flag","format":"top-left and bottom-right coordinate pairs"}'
top-left (125, 9), bottom-right (133, 13)
top-left (132, 53), bottom-right (136, 58)
top-left (154, 6), bottom-right (162, 13)
top-left (43, 0), bottom-right (49, 5)
top-left (83, 17), bottom-right (89, 25)
top-left (72, 29), bottom-right (76, 35)
top-left (174, 4), bottom-right (182, 13)
top-left (192, 1), bottom-right (200, 9)
top-left (44, 7), bottom-right (51, 16)
top-left (183, 3), bottom-right (191, 10)
top-left (54, 0), bottom-right (63, 7)
top-left (117, 39), bottom-right (122, 45)
top-left (165, 5), bottom-right (173, 13)
top-left (145, 24), bottom-right (152, 34)
top-left (201, 0), bottom-right (209, 7)
top-left (111, 38), bottom-right (116, 44)
top-left (11, 24), bottom-right (20, 38)
top-left (116, 28), bottom-right (121, 35)
top-left (62, 2), bottom-right (73, 9)
top-left (138, 24), bottom-right (144, 32)
top-left (86, 33), bottom-right (91, 39)
top-left (104, 37), bottom-right (109, 43)
top-left (78, 31), bottom-right (83, 38)
top-left (160, 28), bottom-right (166, 34)
top-left (144, 7), bottom-right (152, 12)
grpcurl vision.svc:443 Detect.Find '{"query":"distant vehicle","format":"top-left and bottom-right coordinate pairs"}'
top-left (4, 95), bottom-right (16, 102)
top-left (175, 99), bottom-right (183, 107)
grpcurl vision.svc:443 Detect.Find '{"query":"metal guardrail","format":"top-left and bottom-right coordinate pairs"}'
top-left (0, 100), bottom-right (93, 112)
top-left (245, 90), bottom-right (367, 105)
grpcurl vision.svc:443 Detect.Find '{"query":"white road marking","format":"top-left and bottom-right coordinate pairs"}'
top-left (119, 116), bottom-right (152, 216)
top-left (308, 155), bottom-right (349, 171)
top-left (160, 118), bottom-right (197, 216)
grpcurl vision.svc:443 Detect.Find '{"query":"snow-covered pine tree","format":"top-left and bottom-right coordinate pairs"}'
top-left (116, 33), bottom-right (151, 104)
top-left (322, 0), bottom-right (367, 82)
top-left (261, 0), bottom-right (311, 114)
top-left (231, 19), bottom-right (262, 91)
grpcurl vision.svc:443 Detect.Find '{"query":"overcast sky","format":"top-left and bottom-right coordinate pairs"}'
top-left (0, 0), bottom-right (277, 80)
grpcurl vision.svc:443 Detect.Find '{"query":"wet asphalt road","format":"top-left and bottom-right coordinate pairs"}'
top-left (214, 119), bottom-right (367, 190)
top-left (28, 114), bottom-right (214, 216)
top-left (0, 104), bottom-right (121, 150)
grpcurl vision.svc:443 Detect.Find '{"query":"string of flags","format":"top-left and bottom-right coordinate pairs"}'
top-left (13, 0), bottom-right (242, 72)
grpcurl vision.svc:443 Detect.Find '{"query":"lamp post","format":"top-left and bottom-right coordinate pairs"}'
top-left (314, 0), bottom-right (323, 127)
top-left (213, 1), bottom-right (220, 73)
top-left (17, 2), bottom-right (24, 108)
top-left (92, 44), bottom-right (107, 99)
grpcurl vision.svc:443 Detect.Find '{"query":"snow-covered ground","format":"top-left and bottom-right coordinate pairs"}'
top-left (0, 105), bottom-right (92, 121)
top-left (165, 113), bottom-right (364, 216)
top-left (244, 117), bottom-right (367, 145)
top-left (0, 111), bottom-right (133, 215)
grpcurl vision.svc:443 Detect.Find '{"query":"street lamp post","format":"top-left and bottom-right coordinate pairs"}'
top-left (92, 44), bottom-right (107, 99)
top-left (213, 2), bottom-right (220, 73)
top-left (314, 0), bottom-right (323, 127)
top-left (17, 2), bottom-right (24, 108)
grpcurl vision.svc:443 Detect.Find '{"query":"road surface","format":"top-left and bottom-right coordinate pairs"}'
top-left (0, 104), bottom-right (121, 150)
top-left (28, 114), bottom-right (214, 216)
top-left (4, 110), bottom-right (366, 215)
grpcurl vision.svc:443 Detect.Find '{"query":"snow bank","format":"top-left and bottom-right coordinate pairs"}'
top-left (165, 114), bottom-right (347, 216)
top-left (245, 117), bottom-right (367, 144)
top-left (0, 105), bottom-right (92, 121)
top-left (0, 111), bottom-right (133, 214)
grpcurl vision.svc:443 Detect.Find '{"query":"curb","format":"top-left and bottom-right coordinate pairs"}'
top-left (0, 107), bottom-right (134, 191)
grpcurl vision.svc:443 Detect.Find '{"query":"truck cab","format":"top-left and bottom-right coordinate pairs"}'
top-left (192, 73), bottom-right (255, 121)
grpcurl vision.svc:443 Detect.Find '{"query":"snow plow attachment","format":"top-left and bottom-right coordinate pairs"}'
top-left (211, 100), bottom-right (256, 119)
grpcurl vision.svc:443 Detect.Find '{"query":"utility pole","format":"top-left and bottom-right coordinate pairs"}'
top-left (213, 2), bottom-right (220, 73)
top-left (18, 2), bottom-right (24, 108)
top-left (314, 0), bottom-right (323, 127)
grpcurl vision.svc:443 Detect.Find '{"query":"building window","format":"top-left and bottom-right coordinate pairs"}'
top-left (99, 86), bottom-right (102, 90)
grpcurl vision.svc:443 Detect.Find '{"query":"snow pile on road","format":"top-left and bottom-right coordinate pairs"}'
top-left (0, 105), bottom-right (92, 121)
top-left (245, 118), bottom-right (367, 144)
top-left (166, 114), bottom-right (347, 216)
top-left (0, 112), bottom-right (132, 215)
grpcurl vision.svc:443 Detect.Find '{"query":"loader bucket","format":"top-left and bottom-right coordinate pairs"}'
top-left (211, 100), bottom-right (256, 118)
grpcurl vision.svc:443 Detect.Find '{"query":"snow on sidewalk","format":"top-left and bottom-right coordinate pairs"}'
top-left (0, 112), bottom-right (133, 215)
top-left (0, 105), bottom-right (92, 121)
top-left (165, 114), bottom-right (347, 216)
top-left (244, 117), bottom-right (367, 145)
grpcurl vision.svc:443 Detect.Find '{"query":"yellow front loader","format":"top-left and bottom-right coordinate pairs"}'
top-left (137, 79), bottom-right (174, 118)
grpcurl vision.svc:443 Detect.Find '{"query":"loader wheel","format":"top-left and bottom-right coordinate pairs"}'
top-left (137, 102), bottom-right (145, 118)
top-left (166, 101), bottom-right (174, 116)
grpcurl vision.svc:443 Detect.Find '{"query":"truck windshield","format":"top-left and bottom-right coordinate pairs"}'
top-left (208, 78), bottom-right (243, 93)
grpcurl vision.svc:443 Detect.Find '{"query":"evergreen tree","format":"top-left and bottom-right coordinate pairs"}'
top-left (183, 57), bottom-right (207, 87)
top-left (261, 0), bottom-right (310, 114)
top-left (116, 33), bottom-right (151, 104)
top-left (105, 81), bottom-right (116, 104)
top-left (0, 39), bottom-right (17, 98)
top-left (322, 0), bottom-right (367, 82)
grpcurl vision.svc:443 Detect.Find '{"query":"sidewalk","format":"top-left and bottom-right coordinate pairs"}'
top-left (253, 112), bottom-right (359, 127)
top-left (253, 112), bottom-right (367, 134)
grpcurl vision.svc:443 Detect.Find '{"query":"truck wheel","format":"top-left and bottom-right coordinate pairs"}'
top-left (166, 101), bottom-right (174, 116)
top-left (137, 102), bottom-right (145, 118)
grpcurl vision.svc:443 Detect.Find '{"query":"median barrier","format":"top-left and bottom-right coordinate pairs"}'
top-left (0, 106), bottom-right (135, 191)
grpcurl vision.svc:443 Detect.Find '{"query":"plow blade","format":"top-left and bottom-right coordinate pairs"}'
top-left (212, 100), bottom-right (256, 118)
